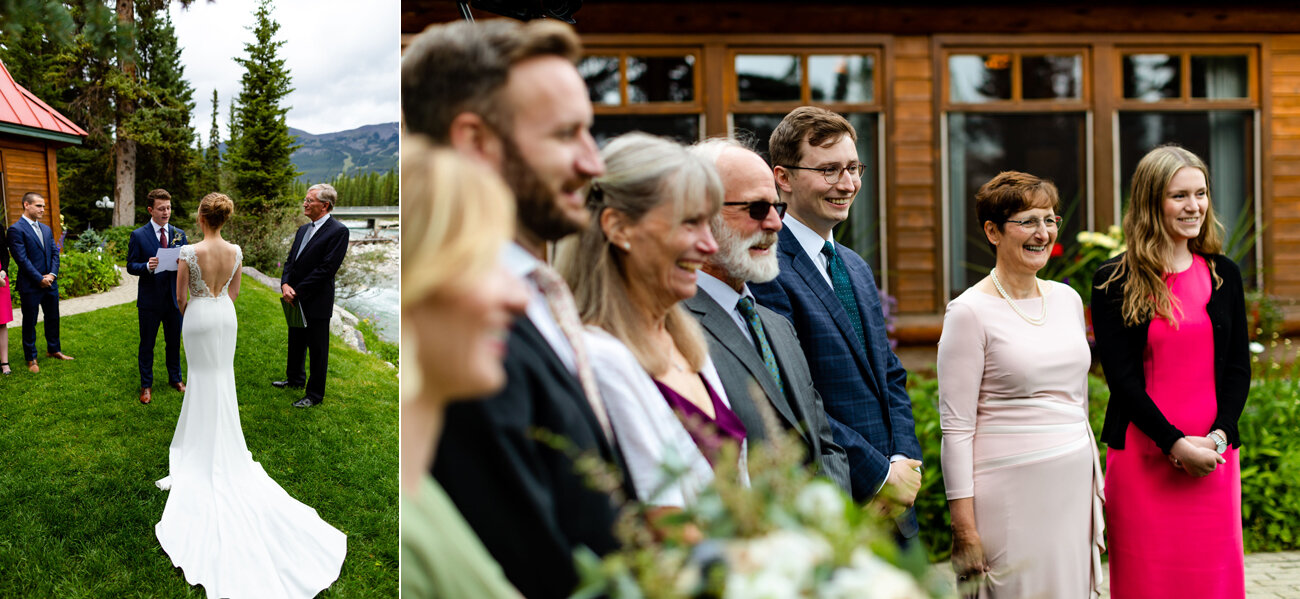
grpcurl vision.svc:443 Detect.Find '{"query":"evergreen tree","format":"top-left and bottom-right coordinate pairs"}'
top-left (225, 0), bottom-right (298, 215)
top-left (200, 89), bottom-right (222, 194)
top-left (132, 6), bottom-right (201, 217)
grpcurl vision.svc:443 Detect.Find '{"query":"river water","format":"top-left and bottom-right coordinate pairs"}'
top-left (337, 221), bottom-right (398, 344)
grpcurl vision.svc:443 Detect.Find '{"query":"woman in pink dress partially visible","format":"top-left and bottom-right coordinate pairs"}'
top-left (1092, 144), bottom-right (1249, 599)
top-left (938, 171), bottom-right (1105, 598)
top-left (1, 224), bottom-right (12, 375)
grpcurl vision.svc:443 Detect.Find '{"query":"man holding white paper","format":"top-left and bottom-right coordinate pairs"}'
top-left (127, 189), bottom-right (188, 404)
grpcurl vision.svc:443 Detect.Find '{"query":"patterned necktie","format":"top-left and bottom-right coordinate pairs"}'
top-left (296, 223), bottom-right (315, 259)
top-left (159, 226), bottom-right (167, 247)
top-left (822, 241), bottom-right (866, 350)
top-left (530, 262), bottom-right (613, 441)
top-left (736, 296), bottom-right (785, 398)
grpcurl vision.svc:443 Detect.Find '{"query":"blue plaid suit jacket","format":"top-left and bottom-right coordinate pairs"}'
top-left (751, 226), bottom-right (922, 534)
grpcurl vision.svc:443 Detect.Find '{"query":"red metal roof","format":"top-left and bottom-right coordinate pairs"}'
top-left (0, 58), bottom-right (87, 139)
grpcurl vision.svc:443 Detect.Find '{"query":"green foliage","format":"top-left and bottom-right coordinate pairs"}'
top-left (1240, 344), bottom-right (1300, 552)
top-left (0, 276), bottom-right (398, 595)
top-left (100, 225), bottom-right (134, 263)
top-left (355, 317), bottom-right (398, 366)
top-left (223, 205), bottom-right (301, 275)
top-left (289, 169), bottom-right (399, 207)
top-left (55, 249), bottom-right (122, 298)
top-left (226, 0), bottom-right (299, 215)
top-left (200, 89), bottom-right (222, 193)
top-left (69, 226), bottom-right (107, 254)
top-left (337, 244), bottom-right (392, 301)
top-left (1246, 290), bottom-right (1286, 342)
top-left (1039, 225), bottom-right (1124, 306)
top-left (906, 375), bottom-right (952, 562)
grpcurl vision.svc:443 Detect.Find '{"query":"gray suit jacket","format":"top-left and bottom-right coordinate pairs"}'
top-left (684, 290), bottom-right (852, 492)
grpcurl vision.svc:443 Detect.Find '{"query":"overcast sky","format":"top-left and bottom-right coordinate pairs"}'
top-left (170, 0), bottom-right (399, 140)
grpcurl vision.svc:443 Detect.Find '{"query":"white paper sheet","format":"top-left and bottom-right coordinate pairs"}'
top-left (155, 247), bottom-right (181, 272)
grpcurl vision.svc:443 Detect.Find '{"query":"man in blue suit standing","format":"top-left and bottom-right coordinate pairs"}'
top-left (7, 192), bottom-right (74, 373)
top-left (127, 189), bottom-right (188, 404)
top-left (750, 107), bottom-right (923, 542)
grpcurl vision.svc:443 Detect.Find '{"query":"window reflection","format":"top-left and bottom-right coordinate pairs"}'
top-left (579, 56), bottom-right (621, 106)
top-left (1123, 54), bottom-right (1180, 101)
top-left (809, 55), bottom-right (874, 103)
top-left (591, 115), bottom-right (701, 147)
top-left (1191, 56), bottom-right (1249, 99)
top-left (947, 113), bottom-right (1087, 294)
top-left (628, 55), bottom-right (695, 103)
top-left (949, 54), bottom-right (1012, 103)
top-left (736, 55), bottom-right (801, 102)
top-left (1022, 55), bottom-right (1082, 100)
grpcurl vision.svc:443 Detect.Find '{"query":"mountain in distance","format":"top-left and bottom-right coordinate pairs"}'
top-left (288, 122), bottom-right (398, 184)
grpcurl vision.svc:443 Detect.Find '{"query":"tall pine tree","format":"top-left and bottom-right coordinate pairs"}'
top-left (132, 6), bottom-right (201, 216)
top-left (225, 0), bottom-right (297, 215)
top-left (200, 89), bottom-right (222, 194)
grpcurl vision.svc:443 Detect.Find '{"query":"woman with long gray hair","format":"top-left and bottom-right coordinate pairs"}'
top-left (557, 132), bottom-right (748, 519)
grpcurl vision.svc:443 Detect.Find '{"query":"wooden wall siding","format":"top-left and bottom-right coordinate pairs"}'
top-left (889, 35), bottom-right (938, 315)
top-left (1, 144), bottom-right (51, 230)
top-left (1271, 36), bottom-right (1300, 300)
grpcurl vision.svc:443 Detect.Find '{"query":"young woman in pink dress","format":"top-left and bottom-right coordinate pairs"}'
top-left (1, 225), bottom-right (12, 375)
top-left (1092, 144), bottom-right (1249, 599)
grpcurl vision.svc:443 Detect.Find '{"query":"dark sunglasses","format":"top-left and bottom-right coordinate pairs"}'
top-left (723, 200), bottom-right (787, 221)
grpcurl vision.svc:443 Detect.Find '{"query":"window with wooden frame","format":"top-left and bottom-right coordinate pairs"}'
top-left (578, 48), bottom-right (705, 146)
top-left (941, 47), bottom-right (1091, 298)
top-left (726, 47), bottom-right (887, 280)
top-left (1114, 46), bottom-right (1260, 279)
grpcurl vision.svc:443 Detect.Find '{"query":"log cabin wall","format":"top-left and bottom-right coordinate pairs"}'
top-left (403, 3), bottom-right (1300, 338)
top-left (0, 135), bottom-right (62, 243)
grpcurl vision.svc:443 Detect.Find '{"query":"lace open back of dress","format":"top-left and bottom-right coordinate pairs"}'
top-left (182, 244), bottom-right (242, 299)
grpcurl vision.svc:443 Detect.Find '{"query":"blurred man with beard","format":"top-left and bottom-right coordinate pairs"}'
top-left (401, 19), bottom-right (626, 599)
top-left (684, 138), bottom-right (851, 493)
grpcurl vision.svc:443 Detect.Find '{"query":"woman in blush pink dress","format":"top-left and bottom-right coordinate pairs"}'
top-left (938, 171), bottom-right (1105, 598)
top-left (1092, 144), bottom-right (1248, 599)
top-left (1, 225), bottom-right (12, 375)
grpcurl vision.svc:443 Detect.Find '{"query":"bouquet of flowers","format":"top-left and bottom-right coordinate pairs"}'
top-left (569, 417), bottom-right (941, 599)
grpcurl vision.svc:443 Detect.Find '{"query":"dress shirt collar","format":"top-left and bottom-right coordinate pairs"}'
top-left (151, 220), bottom-right (168, 237)
top-left (22, 215), bottom-right (40, 228)
top-left (503, 241), bottom-right (541, 280)
top-left (310, 212), bottom-right (331, 227)
top-left (697, 271), bottom-right (749, 312)
top-left (783, 213), bottom-right (834, 262)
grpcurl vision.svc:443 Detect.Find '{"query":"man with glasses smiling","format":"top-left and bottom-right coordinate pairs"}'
top-left (750, 107), bottom-right (924, 546)
top-left (683, 138), bottom-right (851, 493)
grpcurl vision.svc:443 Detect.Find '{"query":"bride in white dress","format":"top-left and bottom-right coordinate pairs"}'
top-left (155, 192), bottom-right (346, 598)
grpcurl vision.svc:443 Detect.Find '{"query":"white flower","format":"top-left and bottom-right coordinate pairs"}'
top-left (724, 529), bottom-right (830, 599)
top-left (1076, 231), bottom-right (1098, 244)
top-left (819, 548), bottom-right (929, 599)
top-left (1108, 224), bottom-right (1122, 237)
top-left (1094, 235), bottom-right (1120, 250)
top-left (1250, 341), bottom-right (1265, 354)
top-left (795, 479), bottom-right (846, 531)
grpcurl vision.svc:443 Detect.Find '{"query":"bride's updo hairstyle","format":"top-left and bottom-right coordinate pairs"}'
top-left (199, 192), bottom-right (235, 229)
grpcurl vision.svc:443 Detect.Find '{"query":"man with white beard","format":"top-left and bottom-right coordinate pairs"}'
top-left (684, 139), bottom-right (851, 491)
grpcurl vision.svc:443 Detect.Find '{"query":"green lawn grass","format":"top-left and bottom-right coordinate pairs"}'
top-left (0, 275), bottom-right (398, 597)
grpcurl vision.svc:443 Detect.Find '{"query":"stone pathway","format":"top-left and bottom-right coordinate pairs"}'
top-left (930, 551), bottom-right (1300, 597)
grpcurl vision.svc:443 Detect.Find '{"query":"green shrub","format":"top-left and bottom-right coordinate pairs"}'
top-left (907, 374), bottom-right (953, 561)
top-left (223, 206), bottom-right (301, 276)
top-left (355, 316), bottom-right (398, 366)
top-left (1239, 352), bottom-right (1300, 551)
top-left (70, 227), bottom-right (107, 254)
top-left (55, 250), bottom-right (122, 299)
top-left (100, 225), bottom-right (134, 264)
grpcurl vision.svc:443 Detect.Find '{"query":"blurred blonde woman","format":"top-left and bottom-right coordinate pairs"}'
top-left (1092, 144), bottom-right (1248, 598)
top-left (558, 132), bottom-right (747, 518)
top-left (156, 192), bottom-right (347, 599)
top-left (400, 138), bottom-right (529, 598)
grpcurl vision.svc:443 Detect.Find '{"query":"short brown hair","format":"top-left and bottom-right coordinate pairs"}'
top-left (146, 189), bottom-right (171, 209)
top-left (22, 192), bottom-right (43, 205)
top-left (199, 192), bottom-right (234, 229)
top-left (401, 19), bottom-right (582, 142)
top-left (768, 106), bottom-right (857, 171)
top-left (974, 171), bottom-right (1060, 230)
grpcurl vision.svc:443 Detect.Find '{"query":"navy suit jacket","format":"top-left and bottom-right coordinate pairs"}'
top-left (126, 223), bottom-right (187, 311)
top-left (280, 216), bottom-right (349, 320)
top-left (7, 219), bottom-right (59, 297)
top-left (751, 226), bottom-right (921, 520)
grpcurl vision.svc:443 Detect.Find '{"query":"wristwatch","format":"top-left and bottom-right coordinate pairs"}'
top-left (1208, 431), bottom-right (1228, 455)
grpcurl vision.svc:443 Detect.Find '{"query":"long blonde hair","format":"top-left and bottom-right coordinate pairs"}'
top-left (556, 133), bottom-right (722, 375)
top-left (1099, 144), bottom-right (1224, 326)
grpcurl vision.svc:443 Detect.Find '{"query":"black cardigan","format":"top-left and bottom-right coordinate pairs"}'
top-left (1091, 253), bottom-right (1250, 453)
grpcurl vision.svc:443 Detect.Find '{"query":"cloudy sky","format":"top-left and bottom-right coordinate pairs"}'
top-left (170, 0), bottom-right (400, 140)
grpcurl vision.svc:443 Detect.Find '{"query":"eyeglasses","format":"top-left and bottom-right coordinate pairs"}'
top-left (723, 200), bottom-right (787, 221)
top-left (1004, 216), bottom-right (1063, 231)
top-left (782, 163), bottom-right (867, 185)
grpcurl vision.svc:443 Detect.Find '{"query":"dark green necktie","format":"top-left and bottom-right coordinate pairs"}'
top-left (736, 296), bottom-right (784, 397)
top-left (822, 241), bottom-right (866, 350)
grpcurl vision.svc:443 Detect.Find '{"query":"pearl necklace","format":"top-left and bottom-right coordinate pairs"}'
top-left (990, 268), bottom-right (1048, 326)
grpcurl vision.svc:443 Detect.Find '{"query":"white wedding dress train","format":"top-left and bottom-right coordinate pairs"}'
top-left (156, 245), bottom-right (346, 599)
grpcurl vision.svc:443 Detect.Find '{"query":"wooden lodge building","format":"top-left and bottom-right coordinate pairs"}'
top-left (403, 2), bottom-right (1300, 341)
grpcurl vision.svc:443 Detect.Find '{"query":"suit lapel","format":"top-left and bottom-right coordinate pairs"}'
top-left (513, 315), bottom-right (615, 458)
top-left (840, 248), bottom-right (886, 399)
top-left (779, 228), bottom-right (875, 379)
top-left (685, 293), bottom-right (801, 434)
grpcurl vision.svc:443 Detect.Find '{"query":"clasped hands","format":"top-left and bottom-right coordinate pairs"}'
top-left (39, 273), bottom-right (55, 288)
top-left (1167, 434), bottom-right (1226, 477)
top-left (873, 458), bottom-right (923, 518)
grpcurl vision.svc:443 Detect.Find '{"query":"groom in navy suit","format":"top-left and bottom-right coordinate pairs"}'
top-left (7, 192), bottom-right (74, 373)
top-left (750, 107), bottom-right (923, 542)
top-left (127, 189), bottom-right (188, 404)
